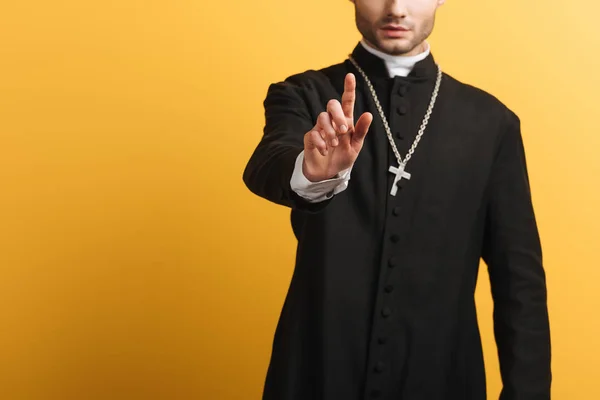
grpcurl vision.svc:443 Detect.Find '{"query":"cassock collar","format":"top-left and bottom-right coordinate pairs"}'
top-left (349, 41), bottom-right (438, 81)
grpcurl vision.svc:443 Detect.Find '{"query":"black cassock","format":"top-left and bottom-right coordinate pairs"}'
top-left (243, 43), bottom-right (551, 400)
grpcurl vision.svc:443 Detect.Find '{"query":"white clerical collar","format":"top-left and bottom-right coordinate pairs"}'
top-left (359, 39), bottom-right (431, 78)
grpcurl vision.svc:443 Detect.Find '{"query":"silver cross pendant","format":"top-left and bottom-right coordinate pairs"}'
top-left (388, 164), bottom-right (411, 196)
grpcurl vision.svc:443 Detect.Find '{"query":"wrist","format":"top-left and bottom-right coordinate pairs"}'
top-left (303, 159), bottom-right (336, 182)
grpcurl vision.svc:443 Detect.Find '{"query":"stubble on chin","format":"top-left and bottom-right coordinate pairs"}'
top-left (365, 33), bottom-right (423, 56)
top-left (358, 22), bottom-right (422, 56)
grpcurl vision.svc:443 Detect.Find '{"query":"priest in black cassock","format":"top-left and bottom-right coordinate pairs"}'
top-left (242, 0), bottom-right (551, 399)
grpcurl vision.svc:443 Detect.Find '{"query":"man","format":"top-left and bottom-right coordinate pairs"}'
top-left (243, 0), bottom-right (551, 399)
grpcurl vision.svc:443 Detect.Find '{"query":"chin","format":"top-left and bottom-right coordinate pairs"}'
top-left (377, 39), bottom-right (416, 55)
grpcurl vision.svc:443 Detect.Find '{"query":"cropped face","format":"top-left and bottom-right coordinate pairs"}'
top-left (351, 0), bottom-right (445, 56)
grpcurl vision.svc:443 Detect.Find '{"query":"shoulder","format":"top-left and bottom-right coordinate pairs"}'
top-left (264, 61), bottom-right (347, 113)
top-left (270, 61), bottom-right (346, 93)
top-left (442, 72), bottom-right (519, 128)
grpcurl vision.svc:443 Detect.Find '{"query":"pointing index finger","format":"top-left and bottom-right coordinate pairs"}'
top-left (341, 73), bottom-right (356, 124)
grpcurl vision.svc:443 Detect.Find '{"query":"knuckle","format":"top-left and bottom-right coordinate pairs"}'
top-left (316, 113), bottom-right (327, 126)
top-left (304, 131), bottom-right (311, 143)
top-left (327, 99), bottom-right (339, 109)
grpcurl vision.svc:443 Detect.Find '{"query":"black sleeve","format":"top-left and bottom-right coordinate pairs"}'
top-left (242, 77), bottom-right (332, 213)
top-left (481, 111), bottom-right (552, 400)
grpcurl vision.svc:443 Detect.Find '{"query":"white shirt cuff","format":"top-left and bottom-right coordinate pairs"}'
top-left (290, 150), bottom-right (352, 203)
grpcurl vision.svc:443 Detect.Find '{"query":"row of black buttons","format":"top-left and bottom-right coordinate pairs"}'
top-left (367, 81), bottom-right (408, 400)
top-left (395, 84), bottom-right (408, 142)
top-left (395, 101), bottom-right (407, 141)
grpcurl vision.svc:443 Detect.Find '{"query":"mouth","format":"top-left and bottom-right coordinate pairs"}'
top-left (380, 25), bottom-right (410, 38)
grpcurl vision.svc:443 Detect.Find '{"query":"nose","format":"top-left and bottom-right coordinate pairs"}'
top-left (388, 0), bottom-right (408, 17)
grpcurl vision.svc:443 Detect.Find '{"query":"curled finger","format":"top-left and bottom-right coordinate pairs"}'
top-left (317, 112), bottom-right (339, 147)
top-left (305, 129), bottom-right (328, 156)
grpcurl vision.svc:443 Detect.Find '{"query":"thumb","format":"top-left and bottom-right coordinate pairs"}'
top-left (351, 112), bottom-right (373, 150)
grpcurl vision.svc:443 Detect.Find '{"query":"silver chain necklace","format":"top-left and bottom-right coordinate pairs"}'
top-left (348, 56), bottom-right (442, 196)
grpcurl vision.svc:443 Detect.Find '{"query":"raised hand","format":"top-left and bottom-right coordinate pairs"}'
top-left (303, 73), bottom-right (373, 182)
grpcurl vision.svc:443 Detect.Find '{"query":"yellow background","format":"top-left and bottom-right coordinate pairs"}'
top-left (0, 0), bottom-right (598, 398)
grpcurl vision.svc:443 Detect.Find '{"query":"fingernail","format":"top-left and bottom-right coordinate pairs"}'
top-left (340, 125), bottom-right (347, 133)
top-left (332, 138), bottom-right (339, 146)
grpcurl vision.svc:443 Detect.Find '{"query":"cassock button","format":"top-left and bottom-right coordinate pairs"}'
top-left (390, 234), bottom-right (400, 243)
top-left (381, 307), bottom-right (392, 318)
top-left (392, 206), bottom-right (401, 216)
top-left (398, 85), bottom-right (408, 96)
top-left (384, 285), bottom-right (394, 293)
top-left (374, 361), bottom-right (386, 373)
top-left (377, 336), bottom-right (388, 345)
top-left (388, 257), bottom-right (398, 268)
top-left (395, 131), bottom-right (404, 140)
top-left (396, 105), bottom-right (408, 115)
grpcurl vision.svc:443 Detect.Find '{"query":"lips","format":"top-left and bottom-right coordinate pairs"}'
top-left (381, 25), bottom-right (410, 38)
top-left (381, 25), bottom-right (409, 31)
